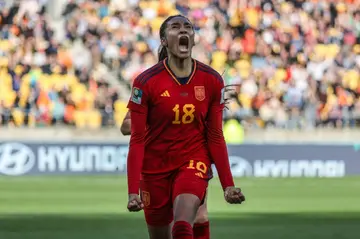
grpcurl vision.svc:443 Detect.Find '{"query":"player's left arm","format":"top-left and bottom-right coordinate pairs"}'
top-left (206, 76), bottom-right (245, 204)
top-left (126, 78), bottom-right (149, 198)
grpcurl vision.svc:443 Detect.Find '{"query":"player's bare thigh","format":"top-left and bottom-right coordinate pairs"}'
top-left (147, 225), bottom-right (171, 239)
top-left (195, 192), bottom-right (208, 223)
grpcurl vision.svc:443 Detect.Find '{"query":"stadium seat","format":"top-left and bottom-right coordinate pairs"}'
top-left (27, 113), bottom-right (36, 128)
top-left (38, 75), bottom-right (52, 91)
top-left (87, 110), bottom-right (102, 129)
top-left (73, 111), bottom-right (87, 128)
top-left (0, 69), bottom-right (12, 90)
top-left (64, 74), bottom-right (79, 87)
top-left (314, 44), bottom-right (326, 57)
top-left (151, 17), bottom-right (165, 31)
top-left (344, 70), bottom-right (359, 90)
top-left (11, 109), bottom-right (24, 126)
top-left (239, 93), bottom-right (252, 109)
top-left (19, 84), bottom-right (30, 97)
top-left (52, 74), bottom-right (67, 91)
top-left (114, 100), bottom-right (127, 113)
top-left (234, 59), bottom-right (251, 78)
top-left (85, 92), bottom-right (95, 109)
top-left (3, 90), bottom-right (16, 108)
top-left (114, 111), bottom-right (127, 127)
top-left (327, 44), bottom-right (340, 58)
top-left (0, 40), bottom-right (10, 51)
top-left (274, 69), bottom-right (287, 82)
top-left (21, 73), bottom-right (31, 86)
top-left (72, 84), bottom-right (87, 96)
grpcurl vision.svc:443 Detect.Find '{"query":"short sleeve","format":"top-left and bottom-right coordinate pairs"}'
top-left (127, 78), bottom-right (150, 114)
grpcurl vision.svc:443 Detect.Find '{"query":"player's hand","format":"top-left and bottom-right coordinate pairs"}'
top-left (127, 194), bottom-right (144, 212)
top-left (224, 186), bottom-right (245, 204)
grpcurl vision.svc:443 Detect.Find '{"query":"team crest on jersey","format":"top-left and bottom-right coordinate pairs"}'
top-left (131, 87), bottom-right (143, 104)
top-left (141, 191), bottom-right (150, 207)
top-left (194, 86), bottom-right (205, 101)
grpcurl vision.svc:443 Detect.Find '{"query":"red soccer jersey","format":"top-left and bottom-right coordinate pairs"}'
top-left (127, 59), bottom-right (234, 194)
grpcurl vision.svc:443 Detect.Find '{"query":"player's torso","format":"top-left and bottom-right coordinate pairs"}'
top-left (143, 61), bottom-right (212, 172)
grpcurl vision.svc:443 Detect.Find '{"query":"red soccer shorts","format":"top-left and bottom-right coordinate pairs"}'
top-left (140, 160), bottom-right (211, 227)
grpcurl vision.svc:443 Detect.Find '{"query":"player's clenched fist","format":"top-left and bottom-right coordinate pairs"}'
top-left (127, 194), bottom-right (144, 212)
top-left (224, 186), bottom-right (245, 204)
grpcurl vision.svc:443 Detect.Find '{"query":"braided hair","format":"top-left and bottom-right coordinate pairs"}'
top-left (158, 15), bottom-right (190, 62)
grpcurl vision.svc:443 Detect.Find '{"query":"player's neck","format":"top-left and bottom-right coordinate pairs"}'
top-left (167, 56), bottom-right (193, 78)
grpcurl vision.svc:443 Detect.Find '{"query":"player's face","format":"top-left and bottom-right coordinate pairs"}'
top-left (163, 17), bottom-right (195, 60)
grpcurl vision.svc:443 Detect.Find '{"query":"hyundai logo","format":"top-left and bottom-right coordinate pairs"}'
top-left (0, 143), bottom-right (35, 176)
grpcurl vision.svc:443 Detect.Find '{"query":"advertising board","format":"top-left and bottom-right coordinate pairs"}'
top-left (0, 142), bottom-right (357, 177)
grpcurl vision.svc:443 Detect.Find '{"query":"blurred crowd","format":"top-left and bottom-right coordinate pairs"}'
top-left (0, 0), bottom-right (359, 130)
top-left (219, 0), bottom-right (360, 130)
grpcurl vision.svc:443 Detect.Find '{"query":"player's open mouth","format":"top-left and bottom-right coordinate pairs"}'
top-left (178, 36), bottom-right (189, 53)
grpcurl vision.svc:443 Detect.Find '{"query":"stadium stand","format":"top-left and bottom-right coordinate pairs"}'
top-left (0, 0), bottom-right (360, 130)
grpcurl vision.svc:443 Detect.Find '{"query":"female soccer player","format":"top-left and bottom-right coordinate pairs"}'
top-left (121, 88), bottom-right (236, 239)
top-left (126, 15), bottom-right (245, 239)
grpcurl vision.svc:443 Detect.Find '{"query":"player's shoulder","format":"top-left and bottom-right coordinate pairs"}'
top-left (133, 61), bottom-right (165, 86)
top-left (196, 60), bottom-right (223, 84)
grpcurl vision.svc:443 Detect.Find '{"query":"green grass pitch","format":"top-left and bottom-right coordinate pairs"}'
top-left (0, 176), bottom-right (359, 239)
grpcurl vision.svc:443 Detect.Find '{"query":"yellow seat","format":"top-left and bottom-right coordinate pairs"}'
top-left (239, 93), bottom-right (252, 109)
top-left (0, 57), bottom-right (9, 67)
top-left (3, 90), bottom-right (16, 108)
top-left (114, 100), bottom-right (127, 113)
top-left (19, 86), bottom-right (30, 108)
top-left (151, 17), bottom-right (165, 31)
top-left (71, 84), bottom-right (87, 104)
top-left (344, 70), bottom-right (359, 90)
top-left (12, 109), bottom-right (24, 126)
top-left (0, 40), bottom-right (10, 51)
top-left (84, 92), bottom-right (95, 110)
top-left (64, 74), bottom-right (79, 87)
top-left (87, 110), bottom-right (102, 129)
top-left (27, 113), bottom-right (36, 128)
top-left (314, 44), bottom-right (327, 57)
top-left (274, 68), bottom-right (287, 82)
top-left (138, 0), bottom-right (148, 9)
top-left (52, 74), bottom-right (66, 91)
top-left (38, 75), bottom-right (52, 91)
top-left (234, 60), bottom-right (251, 79)
top-left (21, 73), bottom-right (31, 86)
top-left (73, 111), bottom-right (87, 128)
top-left (114, 111), bottom-right (127, 127)
top-left (326, 44), bottom-right (340, 59)
top-left (0, 70), bottom-right (12, 89)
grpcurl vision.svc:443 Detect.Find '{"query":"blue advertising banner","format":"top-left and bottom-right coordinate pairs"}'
top-left (0, 142), bottom-right (358, 177)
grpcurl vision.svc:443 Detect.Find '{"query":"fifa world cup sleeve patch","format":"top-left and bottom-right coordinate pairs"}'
top-left (131, 87), bottom-right (143, 105)
top-left (220, 87), bottom-right (225, 104)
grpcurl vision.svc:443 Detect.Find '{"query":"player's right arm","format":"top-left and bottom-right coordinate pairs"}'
top-left (120, 111), bottom-right (131, 136)
top-left (206, 74), bottom-right (245, 204)
top-left (126, 78), bottom-right (149, 210)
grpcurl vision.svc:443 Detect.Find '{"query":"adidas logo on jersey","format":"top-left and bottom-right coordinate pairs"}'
top-left (195, 172), bottom-right (204, 178)
top-left (161, 90), bottom-right (170, 97)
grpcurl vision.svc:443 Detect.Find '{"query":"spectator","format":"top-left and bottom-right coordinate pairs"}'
top-left (0, 0), bottom-right (359, 130)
